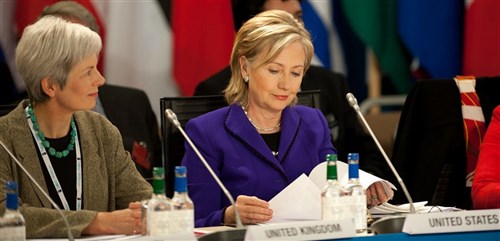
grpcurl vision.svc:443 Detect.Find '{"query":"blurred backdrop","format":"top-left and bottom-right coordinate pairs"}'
top-left (1, 0), bottom-right (499, 121)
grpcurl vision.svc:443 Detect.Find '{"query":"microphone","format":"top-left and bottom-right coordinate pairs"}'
top-left (165, 109), bottom-right (246, 240)
top-left (0, 141), bottom-right (75, 241)
top-left (345, 93), bottom-right (416, 213)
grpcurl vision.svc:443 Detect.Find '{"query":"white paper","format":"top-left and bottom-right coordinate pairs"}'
top-left (309, 161), bottom-right (396, 190)
top-left (268, 174), bottom-right (321, 223)
top-left (267, 161), bottom-right (397, 223)
top-left (369, 201), bottom-right (428, 214)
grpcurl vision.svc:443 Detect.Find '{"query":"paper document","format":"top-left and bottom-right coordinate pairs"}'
top-left (309, 161), bottom-right (396, 190)
top-left (369, 201), bottom-right (428, 214)
top-left (369, 202), bottom-right (463, 217)
top-left (268, 174), bottom-right (322, 222)
top-left (267, 161), bottom-right (396, 223)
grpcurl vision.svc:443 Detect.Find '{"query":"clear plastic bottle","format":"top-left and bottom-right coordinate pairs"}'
top-left (170, 166), bottom-right (194, 235)
top-left (140, 198), bottom-right (148, 235)
top-left (0, 181), bottom-right (26, 241)
top-left (146, 167), bottom-right (173, 236)
top-left (321, 154), bottom-right (345, 221)
top-left (344, 153), bottom-right (367, 233)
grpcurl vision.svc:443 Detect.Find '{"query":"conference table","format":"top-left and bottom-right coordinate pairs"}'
top-left (28, 208), bottom-right (500, 240)
top-left (27, 230), bottom-right (500, 241)
top-left (339, 230), bottom-right (499, 241)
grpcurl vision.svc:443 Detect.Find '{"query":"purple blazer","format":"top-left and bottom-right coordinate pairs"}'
top-left (181, 104), bottom-right (336, 227)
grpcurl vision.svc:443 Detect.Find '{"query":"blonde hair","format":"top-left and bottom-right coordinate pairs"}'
top-left (224, 10), bottom-right (314, 108)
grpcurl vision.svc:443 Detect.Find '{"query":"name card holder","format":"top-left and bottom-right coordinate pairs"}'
top-left (403, 208), bottom-right (500, 234)
top-left (245, 219), bottom-right (355, 241)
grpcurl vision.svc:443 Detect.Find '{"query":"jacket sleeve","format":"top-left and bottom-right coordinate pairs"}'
top-left (472, 105), bottom-right (500, 209)
top-left (103, 120), bottom-right (152, 209)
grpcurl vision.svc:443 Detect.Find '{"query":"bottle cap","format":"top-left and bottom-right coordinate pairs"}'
top-left (175, 166), bottom-right (186, 175)
top-left (326, 155), bottom-right (338, 180)
top-left (152, 167), bottom-right (165, 194)
top-left (347, 152), bottom-right (359, 160)
top-left (326, 154), bottom-right (337, 162)
top-left (174, 166), bottom-right (187, 192)
top-left (347, 153), bottom-right (360, 179)
top-left (153, 167), bottom-right (165, 178)
top-left (6, 180), bottom-right (17, 190)
top-left (6, 181), bottom-right (19, 210)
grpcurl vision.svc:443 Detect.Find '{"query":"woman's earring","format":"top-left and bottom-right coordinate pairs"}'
top-left (244, 76), bottom-right (249, 83)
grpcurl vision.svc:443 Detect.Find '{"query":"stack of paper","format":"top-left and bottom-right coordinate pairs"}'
top-left (369, 202), bottom-right (428, 214)
top-left (267, 161), bottom-right (397, 223)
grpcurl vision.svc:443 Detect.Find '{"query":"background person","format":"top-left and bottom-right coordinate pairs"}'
top-left (183, 10), bottom-right (391, 227)
top-left (0, 16), bottom-right (151, 238)
top-left (472, 105), bottom-right (500, 209)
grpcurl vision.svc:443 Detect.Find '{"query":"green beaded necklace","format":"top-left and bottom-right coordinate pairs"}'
top-left (28, 105), bottom-right (77, 158)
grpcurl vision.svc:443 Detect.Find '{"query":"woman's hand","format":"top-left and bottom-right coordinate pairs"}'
top-left (83, 201), bottom-right (143, 235)
top-left (224, 195), bottom-right (273, 225)
top-left (366, 181), bottom-right (394, 207)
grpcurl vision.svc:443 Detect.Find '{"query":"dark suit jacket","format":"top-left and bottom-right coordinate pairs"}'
top-left (98, 84), bottom-right (162, 178)
top-left (181, 104), bottom-right (335, 227)
top-left (391, 77), bottom-right (500, 209)
top-left (195, 66), bottom-right (387, 178)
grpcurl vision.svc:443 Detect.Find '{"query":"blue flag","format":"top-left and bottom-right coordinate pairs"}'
top-left (398, 0), bottom-right (463, 79)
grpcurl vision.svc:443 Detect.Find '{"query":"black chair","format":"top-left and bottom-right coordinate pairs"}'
top-left (160, 90), bottom-right (321, 197)
top-left (0, 104), bottom-right (17, 117)
top-left (391, 77), bottom-right (500, 209)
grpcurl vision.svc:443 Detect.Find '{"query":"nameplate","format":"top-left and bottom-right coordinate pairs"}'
top-left (244, 219), bottom-right (355, 241)
top-left (403, 208), bottom-right (500, 234)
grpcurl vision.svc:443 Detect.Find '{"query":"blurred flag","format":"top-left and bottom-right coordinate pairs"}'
top-left (15, 0), bottom-right (106, 72)
top-left (341, 0), bottom-right (412, 93)
top-left (93, 1), bottom-right (176, 120)
top-left (301, 0), bottom-right (368, 100)
top-left (8, 0), bottom-right (176, 120)
top-left (462, 0), bottom-right (500, 76)
top-left (398, 0), bottom-right (463, 79)
top-left (172, 0), bottom-right (234, 96)
top-left (301, 0), bottom-right (333, 70)
top-left (0, 0), bottom-right (23, 104)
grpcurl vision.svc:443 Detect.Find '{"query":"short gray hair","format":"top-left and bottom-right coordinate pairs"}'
top-left (224, 10), bottom-right (314, 108)
top-left (15, 15), bottom-right (102, 103)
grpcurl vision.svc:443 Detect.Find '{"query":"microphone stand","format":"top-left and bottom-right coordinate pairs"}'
top-left (0, 141), bottom-right (75, 241)
top-left (345, 93), bottom-right (416, 213)
top-left (165, 109), bottom-right (246, 241)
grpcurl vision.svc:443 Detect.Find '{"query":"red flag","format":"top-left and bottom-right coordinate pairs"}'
top-left (462, 0), bottom-right (500, 76)
top-left (15, 0), bottom-right (57, 38)
top-left (172, 1), bottom-right (234, 96)
top-left (15, 0), bottom-right (106, 72)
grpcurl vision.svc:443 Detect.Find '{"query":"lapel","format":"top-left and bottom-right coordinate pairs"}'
top-left (12, 104), bottom-right (99, 210)
top-left (11, 101), bottom-right (51, 208)
top-left (224, 104), bottom-right (301, 176)
top-left (277, 107), bottom-right (301, 164)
